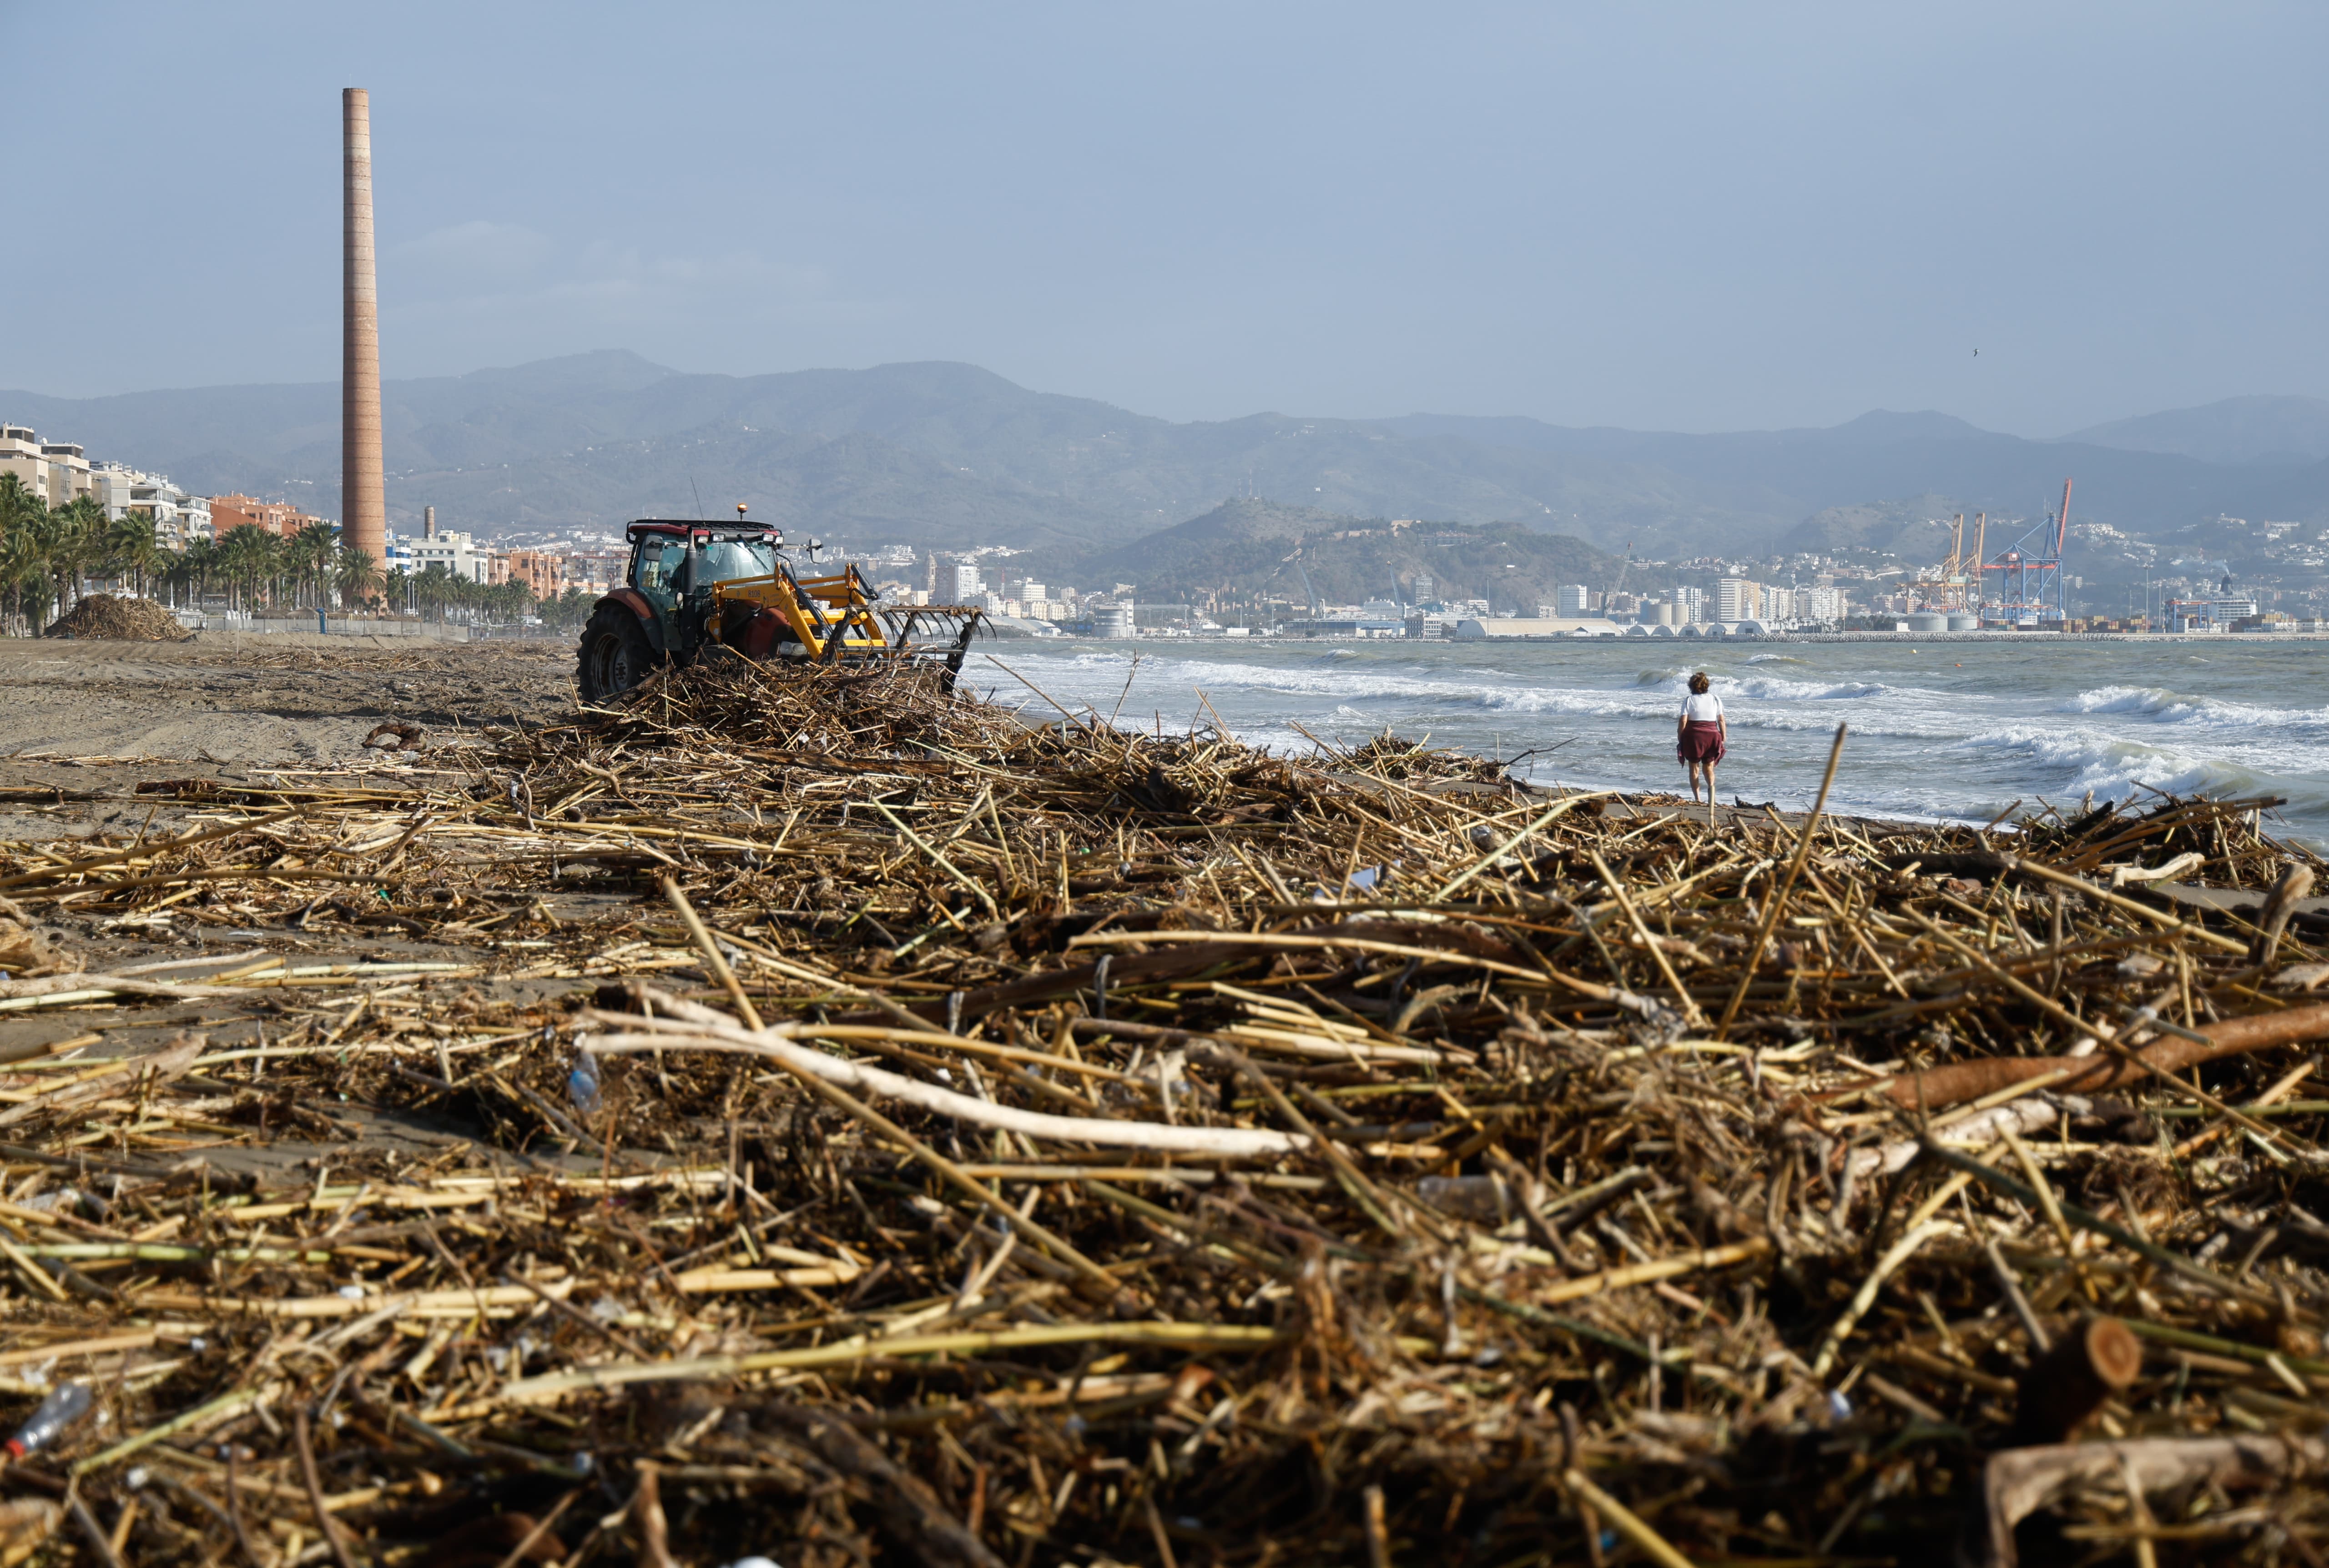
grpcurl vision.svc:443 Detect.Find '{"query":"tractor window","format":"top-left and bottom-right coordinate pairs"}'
top-left (635, 538), bottom-right (686, 593)
top-left (696, 538), bottom-right (776, 586)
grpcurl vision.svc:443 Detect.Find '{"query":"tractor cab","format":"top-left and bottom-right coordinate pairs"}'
top-left (622, 519), bottom-right (786, 648)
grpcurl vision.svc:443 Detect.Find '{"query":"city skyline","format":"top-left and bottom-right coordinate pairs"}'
top-left (3, 3), bottom-right (2324, 438)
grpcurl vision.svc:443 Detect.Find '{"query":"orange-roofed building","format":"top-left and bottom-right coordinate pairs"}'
top-left (211, 494), bottom-right (326, 539)
top-left (499, 549), bottom-right (563, 599)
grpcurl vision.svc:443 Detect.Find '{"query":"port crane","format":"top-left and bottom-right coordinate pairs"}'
top-left (1603, 538), bottom-right (1635, 614)
top-left (1981, 479), bottom-right (2073, 626)
top-left (1280, 545), bottom-right (1321, 619)
top-left (1911, 513), bottom-right (1986, 613)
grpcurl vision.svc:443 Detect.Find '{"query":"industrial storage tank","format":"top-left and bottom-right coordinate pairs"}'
top-left (1946, 612), bottom-right (1981, 632)
top-left (1904, 612), bottom-right (1950, 633)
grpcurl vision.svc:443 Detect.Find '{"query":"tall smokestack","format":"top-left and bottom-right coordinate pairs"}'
top-left (423, 505), bottom-right (435, 540)
top-left (342, 89), bottom-right (385, 565)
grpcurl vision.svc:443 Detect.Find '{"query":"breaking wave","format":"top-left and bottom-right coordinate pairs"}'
top-left (1004, 643), bottom-right (2329, 845)
top-left (2062, 684), bottom-right (2329, 735)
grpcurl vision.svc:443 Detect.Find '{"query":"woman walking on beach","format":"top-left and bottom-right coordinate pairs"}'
top-left (1677, 671), bottom-right (1726, 816)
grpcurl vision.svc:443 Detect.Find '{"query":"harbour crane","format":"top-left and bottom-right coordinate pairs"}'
top-left (1604, 538), bottom-right (1635, 613)
top-left (1281, 545), bottom-right (1321, 619)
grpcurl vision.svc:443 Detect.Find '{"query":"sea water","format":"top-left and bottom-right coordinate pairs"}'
top-left (990, 638), bottom-right (2329, 845)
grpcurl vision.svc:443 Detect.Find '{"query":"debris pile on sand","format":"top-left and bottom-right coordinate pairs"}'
top-left (0, 657), bottom-right (2325, 1565)
top-left (41, 593), bottom-right (190, 641)
top-left (0, 895), bottom-right (69, 977)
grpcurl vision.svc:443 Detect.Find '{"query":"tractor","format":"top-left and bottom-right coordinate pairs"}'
top-left (575, 513), bottom-right (983, 703)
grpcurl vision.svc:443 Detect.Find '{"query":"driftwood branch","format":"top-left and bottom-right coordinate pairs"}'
top-left (582, 992), bottom-right (1306, 1158)
top-left (1974, 1433), bottom-right (2329, 1568)
top-left (1849, 1000), bottom-right (2329, 1114)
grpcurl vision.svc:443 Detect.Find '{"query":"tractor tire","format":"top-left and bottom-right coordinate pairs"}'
top-left (577, 604), bottom-right (658, 703)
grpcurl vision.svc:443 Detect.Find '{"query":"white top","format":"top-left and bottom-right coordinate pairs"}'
top-left (1680, 692), bottom-right (1724, 722)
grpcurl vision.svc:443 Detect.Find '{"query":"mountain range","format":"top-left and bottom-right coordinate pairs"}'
top-left (5, 354), bottom-right (2326, 570)
top-left (1079, 499), bottom-right (1626, 613)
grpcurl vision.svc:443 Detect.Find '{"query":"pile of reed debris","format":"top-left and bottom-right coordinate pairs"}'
top-left (2, 656), bottom-right (2329, 1568)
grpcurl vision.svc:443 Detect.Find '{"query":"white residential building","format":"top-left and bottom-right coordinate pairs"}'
top-left (88, 463), bottom-right (212, 547)
top-left (1555, 584), bottom-right (1593, 615)
top-left (3, 428), bottom-right (217, 549)
top-left (400, 529), bottom-right (491, 584)
top-left (0, 427), bottom-right (93, 508)
top-left (1716, 578), bottom-right (1764, 622)
top-left (935, 560), bottom-right (983, 603)
top-left (1799, 585), bottom-right (1850, 625)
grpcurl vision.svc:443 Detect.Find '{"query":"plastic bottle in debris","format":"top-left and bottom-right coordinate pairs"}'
top-left (568, 1051), bottom-right (603, 1116)
top-left (6, 1384), bottom-right (92, 1457)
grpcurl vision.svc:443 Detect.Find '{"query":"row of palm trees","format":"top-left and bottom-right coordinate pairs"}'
top-left (0, 474), bottom-right (179, 634)
top-left (396, 564), bottom-right (540, 625)
top-left (158, 522), bottom-right (385, 616)
top-left (0, 472), bottom-right (548, 634)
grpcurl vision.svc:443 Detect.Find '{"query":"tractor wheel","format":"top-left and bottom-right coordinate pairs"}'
top-left (577, 605), bottom-right (657, 702)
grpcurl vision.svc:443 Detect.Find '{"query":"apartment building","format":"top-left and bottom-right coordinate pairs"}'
top-left (499, 548), bottom-right (564, 599)
top-left (560, 548), bottom-right (628, 596)
top-left (94, 467), bottom-right (214, 547)
top-left (1800, 585), bottom-right (1850, 624)
top-left (934, 560), bottom-right (984, 603)
top-left (212, 494), bottom-right (326, 539)
top-left (402, 529), bottom-right (490, 583)
top-left (1715, 577), bottom-right (1765, 622)
top-left (0, 427), bottom-right (93, 508)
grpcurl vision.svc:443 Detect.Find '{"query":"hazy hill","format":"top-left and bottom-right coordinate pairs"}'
top-left (6, 356), bottom-right (2328, 565)
top-left (1375, 409), bottom-right (2299, 543)
top-left (1079, 498), bottom-right (1624, 612)
top-left (2065, 395), bottom-right (2329, 467)
top-left (1778, 497), bottom-right (1970, 558)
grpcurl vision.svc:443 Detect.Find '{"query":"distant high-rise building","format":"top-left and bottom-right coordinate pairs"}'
top-left (936, 560), bottom-right (983, 603)
top-left (1800, 585), bottom-right (1850, 624)
top-left (1556, 584), bottom-right (1593, 615)
top-left (1716, 578), bottom-right (1764, 622)
top-left (1412, 572), bottom-right (1435, 604)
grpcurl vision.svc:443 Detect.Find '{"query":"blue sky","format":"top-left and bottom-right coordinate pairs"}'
top-left (5, 2), bottom-right (2324, 433)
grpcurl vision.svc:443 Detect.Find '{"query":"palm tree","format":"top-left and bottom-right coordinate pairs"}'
top-left (539, 585), bottom-right (595, 631)
top-left (289, 522), bottom-right (337, 608)
top-left (413, 563), bottom-right (455, 622)
top-left (103, 513), bottom-right (163, 598)
top-left (49, 497), bottom-right (108, 613)
top-left (0, 474), bottom-right (44, 633)
top-left (334, 548), bottom-right (383, 612)
top-left (171, 536), bottom-right (222, 610)
top-left (216, 524), bottom-right (279, 613)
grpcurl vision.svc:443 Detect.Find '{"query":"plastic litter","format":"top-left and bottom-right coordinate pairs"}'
top-left (569, 1050), bottom-right (603, 1115)
top-left (1417, 1174), bottom-right (1511, 1223)
top-left (5, 1383), bottom-right (91, 1457)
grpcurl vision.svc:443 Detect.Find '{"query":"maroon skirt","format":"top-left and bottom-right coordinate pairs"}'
top-left (1678, 720), bottom-right (1725, 765)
